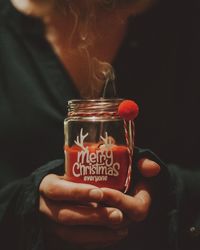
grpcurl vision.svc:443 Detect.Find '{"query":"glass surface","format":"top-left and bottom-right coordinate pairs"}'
top-left (64, 99), bottom-right (134, 192)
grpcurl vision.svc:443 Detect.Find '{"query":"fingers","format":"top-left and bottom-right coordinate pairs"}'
top-left (48, 223), bottom-right (128, 248)
top-left (138, 158), bottom-right (160, 177)
top-left (39, 174), bottom-right (103, 203)
top-left (39, 158), bottom-right (159, 230)
top-left (101, 183), bottom-right (151, 222)
top-left (40, 196), bottom-right (124, 227)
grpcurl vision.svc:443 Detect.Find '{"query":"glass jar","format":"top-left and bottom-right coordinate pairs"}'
top-left (64, 99), bottom-right (135, 193)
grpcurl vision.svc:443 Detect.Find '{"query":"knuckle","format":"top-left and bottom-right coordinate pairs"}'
top-left (57, 209), bottom-right (69, 224)
top-left (46, 181), bottom-right (60, 199)
top-left (91, 213), bottom-right (103, 224)
top-left (86, 208), bottom-right (108, 224)
top-left (111, 191), bottom-right (123, 206)
top-left (101, 188), bottom-right (123, 206)
top-left (133, 200), bottom-right (149, 222)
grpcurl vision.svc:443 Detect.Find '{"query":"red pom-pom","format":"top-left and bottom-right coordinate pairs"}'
top-left (118, 100), bottom-right (139, 121)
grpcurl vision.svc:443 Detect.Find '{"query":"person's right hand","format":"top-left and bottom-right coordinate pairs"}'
top-left (39, 174), bottom-right (127, 249)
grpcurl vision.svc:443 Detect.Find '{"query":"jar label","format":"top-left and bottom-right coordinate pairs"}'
top-left (65, 129), bottom-right (130, 191)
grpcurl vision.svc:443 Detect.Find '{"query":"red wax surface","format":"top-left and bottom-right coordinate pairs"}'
top-left (64, 144), bottom-right (130, 191)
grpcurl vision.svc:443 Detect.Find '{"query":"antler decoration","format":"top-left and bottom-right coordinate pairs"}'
top-left (74, 128), bottom-right (89, 151)
top-left (100, 132), bottom-right (115, 150)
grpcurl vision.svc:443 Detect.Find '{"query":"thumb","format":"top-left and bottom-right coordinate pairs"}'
top-left (138, 159), bottom-right (160, 178)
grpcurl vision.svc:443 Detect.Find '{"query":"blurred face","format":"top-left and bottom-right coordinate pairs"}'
top-left (45, 0), bottom-right (156, 98)
top-left (13, 0), bottom-right (155, 19)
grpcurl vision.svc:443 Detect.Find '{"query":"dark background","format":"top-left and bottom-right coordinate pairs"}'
top-left (114, 0), bottom-right (200, 168)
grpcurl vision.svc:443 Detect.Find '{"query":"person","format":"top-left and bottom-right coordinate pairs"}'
top-left (0, 0), bottom-right (200, 250)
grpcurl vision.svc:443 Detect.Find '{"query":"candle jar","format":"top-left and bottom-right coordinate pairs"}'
top-left (64, 99), bottom-right (135, 193)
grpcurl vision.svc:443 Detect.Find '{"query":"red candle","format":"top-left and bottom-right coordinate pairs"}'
top-left (64, 144), bottom-right (130, 191)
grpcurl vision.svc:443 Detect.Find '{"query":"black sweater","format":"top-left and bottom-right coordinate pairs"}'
top-left (0, 0), bottom-right (200, 249)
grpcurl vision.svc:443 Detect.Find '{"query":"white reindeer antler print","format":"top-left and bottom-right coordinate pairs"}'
top-left (74, 128), bottom-right (89, 150)
top-left (100, 132), bottom-right (115, 150)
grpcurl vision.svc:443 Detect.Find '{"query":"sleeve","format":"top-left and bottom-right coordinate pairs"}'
top-left (127, 148), bottom-right (200, 250)
top-left (126, 147), bottom-right (172, 250)
top-left (167, 165), bottom-right (200, 250)
top-left (0, 159), bottom-right (64, 250)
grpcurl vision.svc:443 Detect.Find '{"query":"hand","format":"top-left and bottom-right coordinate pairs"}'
top-left (101, 158), bottom-right (160, 222)
top-left (39, 175), bottom-right (127, 249)
top-left (39, 158), bottom-right (160, 248)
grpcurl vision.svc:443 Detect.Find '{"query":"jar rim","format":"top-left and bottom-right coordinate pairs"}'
top-left (67, 98), bottom-right (124, 116)
top-left (68, 98), bottom-right (124, 105)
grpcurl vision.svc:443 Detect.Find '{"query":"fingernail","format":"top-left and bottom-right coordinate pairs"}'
top-left (116, 228), bottom-right (128, 238)
top-left (89, 189), bottom-right (103, 201)
top-left (109, 210), bottom-right (123, 224)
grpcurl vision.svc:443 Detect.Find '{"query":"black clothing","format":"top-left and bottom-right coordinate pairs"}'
top-left (0, 0), bottom-right (200, 249)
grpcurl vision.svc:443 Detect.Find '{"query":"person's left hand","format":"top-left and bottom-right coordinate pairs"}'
top-left (101, 158), bottom-right (160, 226)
